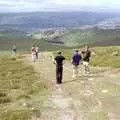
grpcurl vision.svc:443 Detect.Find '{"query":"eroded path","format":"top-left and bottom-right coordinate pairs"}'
top-left (26, 52), bottom-right (120, 120)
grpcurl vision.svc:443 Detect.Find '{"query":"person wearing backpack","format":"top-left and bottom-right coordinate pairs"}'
top-left (71, 50), bottom-right (82, 78)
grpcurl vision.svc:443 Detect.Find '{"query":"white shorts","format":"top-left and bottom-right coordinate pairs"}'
top-left (83, 61), bottom-right (89, 66)
top-left (32, 52), bottom-right (36, 60)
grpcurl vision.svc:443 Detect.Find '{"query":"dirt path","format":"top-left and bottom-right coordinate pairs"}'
top-left (26, 52), bottom-right (120, 120)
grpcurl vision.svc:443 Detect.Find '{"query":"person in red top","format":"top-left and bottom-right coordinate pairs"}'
top-left (31, 45), bottom-right (36, 62)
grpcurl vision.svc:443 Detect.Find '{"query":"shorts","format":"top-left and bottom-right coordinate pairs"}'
top-left (32, 52), bottom-right (36, 60)
top-left (83, 61), bottom-right (89, 66)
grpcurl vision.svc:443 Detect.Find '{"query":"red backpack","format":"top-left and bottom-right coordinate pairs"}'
top-left (32, 47), bottom-right (36, 52)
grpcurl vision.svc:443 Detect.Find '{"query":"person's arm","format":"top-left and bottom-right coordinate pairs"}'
top-left (89, 51), bottom-right (92, 57)
top-left (53, 57), bottom-right (57, 65)
top-left (61, 56), bottom-right (65, 65)
top-left (79, 54), bottom-right (83, 64)
top-left (71, 56), bottom-right (74, 64)
top-left (80, 54), bottom-right (82, 60)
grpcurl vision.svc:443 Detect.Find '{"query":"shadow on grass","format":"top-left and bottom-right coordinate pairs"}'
top-left (63, 73), bottom-right (104, 84)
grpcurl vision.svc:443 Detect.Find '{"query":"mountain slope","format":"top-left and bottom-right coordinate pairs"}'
top-left (60, 28), bottom-right (120, 47)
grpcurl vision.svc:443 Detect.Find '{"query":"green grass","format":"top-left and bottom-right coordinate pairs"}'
top-left (61, 29), bottom-right (120, 47)
top-left (91, 46), bottom-right (120, 68)
top-left (56, 46), bottom-right (120, 68)
top-left (1, 28), bottom-right (120, 51)
top-left (0, 31), bottom-right (67, 51)
top-left (0, 55), bottom-right (48, 120)
top-left (63, 68), bottom-right (120, 120)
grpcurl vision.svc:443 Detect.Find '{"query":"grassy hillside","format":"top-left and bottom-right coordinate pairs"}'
top-left (33, 28), bottom-right (120, 47)
top-left (91, 46), bottom-right (120, 68)
top-left (61, 28), bottom-right (120, 47)
top-left (0, 32), bottom-right (66, 51)
top-left (58, 46), bottom-right (120, 68)
top-left (1, 28), bottom-right (120, 51)
top-left (0, 55), bottom-right (48, 120)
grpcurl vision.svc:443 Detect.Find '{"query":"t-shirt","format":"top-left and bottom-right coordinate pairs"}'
top-left (13, 48), bottom-right (16, 52)
top-left (13, 46), bottom-right (16, 52)
top-left (82, 50), bottom-right (91, 62)
top-left (36, 47), bottom-right (39, 52)
top-left (55, 55), bottom-right (65, 66)
top-left (31, 47), bottom-right (36, 53)
top-left (72, 53), bottom-right (81, 65)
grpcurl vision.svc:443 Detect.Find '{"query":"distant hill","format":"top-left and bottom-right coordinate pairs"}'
top-left (0, 12), bottom-right (120, 51)
top-left (0, 29), bottom-right (66, 51)
top-left (42, 28), bottom-right (120, 47)
top-left (0, 12), bottom-right (119, 30)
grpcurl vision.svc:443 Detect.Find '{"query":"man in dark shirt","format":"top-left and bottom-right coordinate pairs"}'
top-left (54, 51), bottom-right (65, 84)
top-left (82, 45), bottom-right (91, 73)
top-left (71, 50), bottom-right (82, 78)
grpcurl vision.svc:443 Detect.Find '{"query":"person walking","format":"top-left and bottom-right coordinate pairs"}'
top-left (81, 45), bottom-right (91, 74)
top-left (71, 50), bottom-right (82, 78)
top-left (12, 45), bottom-right (17, 57)
top-left (54, 51), bottom-right (65, 84)
top-left (31, 45), bottom-right (36, 62)
top-left (36, 45), bottom-right (39, 60)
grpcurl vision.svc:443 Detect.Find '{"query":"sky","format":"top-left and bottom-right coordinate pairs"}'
top-left (0, 0), bottom-right (120, 12)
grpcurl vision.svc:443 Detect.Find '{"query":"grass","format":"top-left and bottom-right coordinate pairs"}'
top-left (61, 29), bottom-right (120, 47)
top-left (0, 55), bottom-right (48, 120)
top-left (56, 46), bottom-right (120, 68)
top-left (91, 46), bottom-right (120, 68)
top-left (1, 28), bottom-right (120, 51)
top-left (62, 68), bottom-right (120, 120)
top-left (0, 32), bottom-right (67, 51)
top-left (58, 46), bottom-right (120, 119)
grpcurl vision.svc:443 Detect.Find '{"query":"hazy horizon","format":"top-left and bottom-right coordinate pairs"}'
top-left (0, 0), bottom-right (120, 13)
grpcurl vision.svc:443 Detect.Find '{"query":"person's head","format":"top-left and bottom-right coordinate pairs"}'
top-left (57, 51), bottom-right (62, 55)
top-left (32, 45), bottom-right (35, 47)
top-left (13, 45), bottom-right (16, 49)
top-left (85, 45), bottom-right (90, 51)
top-left (75, 50), bottom-right (79, 54)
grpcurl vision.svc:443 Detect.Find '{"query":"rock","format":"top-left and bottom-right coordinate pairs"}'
top-left (91, 52), bottom-right (96, 56)
top-left (111, 51), bottom-right (119, 56)
top-left (102, 89), bottom-right (109, 93)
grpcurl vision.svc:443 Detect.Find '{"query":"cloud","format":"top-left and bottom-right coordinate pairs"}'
top-left (0, 0), bottom-right (120, 12)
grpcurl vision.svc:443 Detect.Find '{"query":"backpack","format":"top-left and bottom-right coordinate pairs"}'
top-left (32, 47), bottom-right (36, 52)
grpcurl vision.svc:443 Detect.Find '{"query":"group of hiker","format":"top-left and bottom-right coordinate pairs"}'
top-left (54, 45), bottom-right (91, 84)
top-left (13, 44), bottom-right (91, 85)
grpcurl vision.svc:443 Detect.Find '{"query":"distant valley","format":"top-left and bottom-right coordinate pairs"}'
top-left (0, 12), bottom-right (120, 51)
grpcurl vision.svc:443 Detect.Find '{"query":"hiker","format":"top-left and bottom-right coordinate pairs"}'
top-left (36, 45), bottom-right (39, 60)
top-left (54, 51), bottom-right (65, 84)
top-left (71, 50), bottom-right (82, 78)
top-left (31, 45), bottom-right (36, 62)
top-left (12, 45), bottom-right (17, 56)
top-left (81, 45), bottom-right (91, 73)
